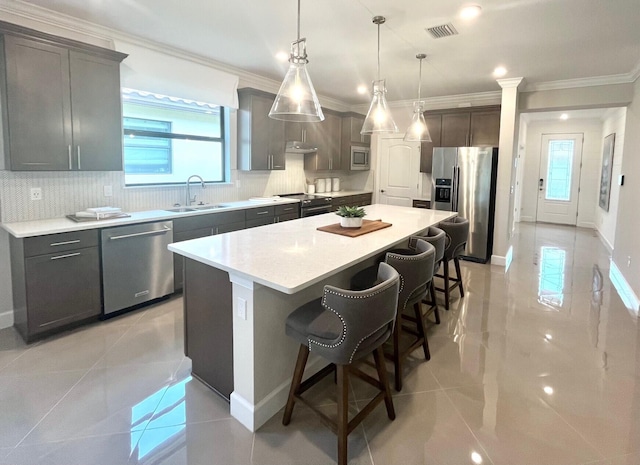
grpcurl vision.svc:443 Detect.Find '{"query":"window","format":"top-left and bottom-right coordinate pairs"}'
top-left (545, 139), bottom-right (574, 201)
top-left (122, 89), bottom-right (226, 186)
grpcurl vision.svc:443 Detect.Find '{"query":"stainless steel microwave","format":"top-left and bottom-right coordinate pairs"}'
top-left (350, 146), bottom-right (370, 171)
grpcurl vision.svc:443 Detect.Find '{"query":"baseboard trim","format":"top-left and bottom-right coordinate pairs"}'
top-left (520, 216), bottom-right (535, 222)
top-left (577, 221), bottom-right (595, 229)
top-left (490, 246), bottom-right (513, 271)
top-left (0, 310), bottom-right (13, 330)
top-left (609, 260), bottom-right (640, 313)
top-left (230, 356), bottom-right (324, 432)
top-left (595, 229), bottom-right (614, 253)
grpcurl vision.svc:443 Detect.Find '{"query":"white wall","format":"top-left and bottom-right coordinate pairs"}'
top-left (519, 118), bottom-right (604, 228)
top-left (595, 108), bottom-right (627, 250)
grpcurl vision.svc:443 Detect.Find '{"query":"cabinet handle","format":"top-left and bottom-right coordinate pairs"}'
top-left (68, 145), bottom-right (72, 170)
top-left (109, 226), bottom-right (171, 240)
top-left (283, 207), bottom-right (293, 211)
top-left (77, 146), bottom-right (81, 170)
top-left (215, 227), bottom-right (219, 235)
top-left (51, 252), bottom-right (81, 260)
top-left (256, 211), bottom-right (269, 215)
top-left (469, 134), bottom-right (473, 146)
top-left (50, 239), bottom-right (80, 247)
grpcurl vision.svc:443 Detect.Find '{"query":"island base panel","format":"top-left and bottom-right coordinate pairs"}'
top-left (183, 258), bottom-right (233, 400)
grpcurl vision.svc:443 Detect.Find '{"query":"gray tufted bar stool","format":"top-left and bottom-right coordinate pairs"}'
top-left (407, 227), bottom-right (447, 325)
top-left (283, 262), bottom-right (400, 465)
top-left (350, 239), bottom-right (436, 392)
top-left (435, 217), bottom-right (470, 309)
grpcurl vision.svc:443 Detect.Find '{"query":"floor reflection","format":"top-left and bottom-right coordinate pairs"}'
top-left (538, 246), bottom-right (566, 308)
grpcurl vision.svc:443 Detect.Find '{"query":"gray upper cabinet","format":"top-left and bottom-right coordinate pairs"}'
top-left (2, 36), bottom-right (72, 171)
top-left (303, 111), bottom-right (342, 171)
top-left (69, 51), bottom-right (124, 171)
top-left (0, 23), bottom-right (127, 171)
top-left (238, 88), bottom-right (285, 171)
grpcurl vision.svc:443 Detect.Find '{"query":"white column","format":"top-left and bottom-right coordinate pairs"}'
top-left (492, 78), bottom-right (524, 269)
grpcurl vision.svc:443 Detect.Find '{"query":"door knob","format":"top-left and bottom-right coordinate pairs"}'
top-left (380, 189), bottom-right (385, 193)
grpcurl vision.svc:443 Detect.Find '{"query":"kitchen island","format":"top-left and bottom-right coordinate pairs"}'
top-left (168, 204), bottom-right (456, 431)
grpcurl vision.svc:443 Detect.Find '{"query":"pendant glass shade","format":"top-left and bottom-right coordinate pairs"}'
top-left (403, 53), bottom-right (431, 141)
top-left (361, 80), bottom-right (397, 135)
top-left (269, 39), bottom-right (324, 122)
top-left (404, 101), bottom-right (432, 142)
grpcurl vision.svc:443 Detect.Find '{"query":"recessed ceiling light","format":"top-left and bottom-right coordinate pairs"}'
top-left (545, 333), bottom-right (553, 341)
top-left (543, 386), bottom-right (554, 395)
top-left (560, 113), bottom-right (569, 120)
top-left (275, 51), bottom-right (289, 62)
top-left (493, 66), bottom-right (507, 77)
top-left (357, 85), bottom-right (368, 95)
top-left (471, 451), bottom-right (484, 464)
top-left (460, 5), bottom-right (482, 19)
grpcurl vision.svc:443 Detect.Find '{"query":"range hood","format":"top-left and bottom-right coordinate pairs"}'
top-left (285, 140), bottom-right (318, 153)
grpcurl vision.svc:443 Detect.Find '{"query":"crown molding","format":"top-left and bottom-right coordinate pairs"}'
top-left (0, 1), bottom-right (351, 112)
top-left (350, 90), bottom-right (502, 113)
top-left (523, 69), bottom-right (639, 92)
top-left (497, 77), bottom-right (525, 89)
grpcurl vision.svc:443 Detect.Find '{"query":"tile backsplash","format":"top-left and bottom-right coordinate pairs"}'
top-left (0, 153), bottom-right (373, 223)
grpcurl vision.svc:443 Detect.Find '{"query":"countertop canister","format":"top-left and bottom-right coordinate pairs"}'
top-left (332, 178), bottom-right (340, 192)
top-left (315, 178), bottom-right (326, 193)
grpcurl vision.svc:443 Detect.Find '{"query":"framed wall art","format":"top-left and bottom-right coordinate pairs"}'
top-left (598, 133), bottom-right (615, 212)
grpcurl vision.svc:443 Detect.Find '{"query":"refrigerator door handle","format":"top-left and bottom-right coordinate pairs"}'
top-left (452, 166), bottom-right (458, 211)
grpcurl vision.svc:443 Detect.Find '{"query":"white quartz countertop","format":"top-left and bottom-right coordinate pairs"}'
top-left (169, 204), bottom-right (456, 295)
top-left (1, 198), bottom-right (300, 238)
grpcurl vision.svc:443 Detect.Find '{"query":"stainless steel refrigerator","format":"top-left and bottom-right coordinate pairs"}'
top-left (431, 147), bottom-right (498, 263)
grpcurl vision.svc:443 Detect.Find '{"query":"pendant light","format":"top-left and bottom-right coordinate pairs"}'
top-left (361, 16), bottom-right (397, 135)
top-left (269, 0), bottom-right (324, 122)
top-left (404, 54), bottom-right (432, 142)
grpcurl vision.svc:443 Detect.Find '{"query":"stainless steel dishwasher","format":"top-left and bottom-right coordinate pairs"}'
top-left (101, 221), bottom-right (174, 315)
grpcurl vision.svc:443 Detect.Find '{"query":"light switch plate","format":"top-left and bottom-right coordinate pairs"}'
top-left (237, 297), bottom-right (247, 320)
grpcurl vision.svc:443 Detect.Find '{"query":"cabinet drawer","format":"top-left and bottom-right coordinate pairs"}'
top-left (24, 229), bottom-right (99, 257)
top-left (275, 204), bottom-right (299, 216)
top-left (215, 210), bottom-right (245, 225)
top-left (245, 206), bottom-right (275, 220)
top-left (412, 200), bottom-right (431, 209)
top-left (277, 212), bottom-right (299, 223)
top-left (173, 215), bottom-right (215, 233)
top-left (246, 217), bottom-right (274, 229)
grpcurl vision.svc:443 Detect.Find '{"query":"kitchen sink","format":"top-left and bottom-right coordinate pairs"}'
top-left (165, 207), bottom-right (196, 212)
top-left (193, 205), bottom-right (225, 210)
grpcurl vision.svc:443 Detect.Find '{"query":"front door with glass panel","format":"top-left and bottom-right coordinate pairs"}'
top-left (536, 134), bottom-right (583, 225)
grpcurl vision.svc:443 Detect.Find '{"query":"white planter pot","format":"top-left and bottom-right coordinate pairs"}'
top-left (340, 217), bottom-right (363, 228)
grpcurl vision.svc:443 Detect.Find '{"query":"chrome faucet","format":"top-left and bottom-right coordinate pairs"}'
top-left (186, 175), bottom-right (205, 206)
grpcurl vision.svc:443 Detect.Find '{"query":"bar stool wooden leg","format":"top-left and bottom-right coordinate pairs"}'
top-left (337, 364), bottom-right (349, 465)
top-left (454, 257), bottom-right (465, 297)
top-left (392, 312), bottom-right (403, 392)
top-left (413, 302), bottom-right (431, 361)
top-left (430, 282), bottom-right (441, 324)
top-left (443, 260), bottom-right (451, 310)
top-left (373, 347), bottom-right (395, 420)
top-left (283, 345), bottom-right (309, 426)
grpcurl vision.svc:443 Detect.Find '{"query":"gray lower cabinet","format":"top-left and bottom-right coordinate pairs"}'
top-left (10, 230), bottom-right (101, 342)
top-left (0, 24), bottom-right (127, 171)
top-left (173, 210), bottom-right (245, 291)
top-left (183, 258), bottom-right (234, 399)
top-left (331, 193), bottom-right (373, 211)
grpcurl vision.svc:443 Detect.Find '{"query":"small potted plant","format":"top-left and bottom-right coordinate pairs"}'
top-left (336, 205), bottom-right (366, 228)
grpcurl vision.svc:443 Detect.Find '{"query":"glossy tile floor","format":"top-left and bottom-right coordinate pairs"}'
top-left (1, 223), bottom-right (639, 465)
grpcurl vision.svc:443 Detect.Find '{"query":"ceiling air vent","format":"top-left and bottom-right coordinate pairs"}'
top-left (426, 23), bottom-right (458, 39)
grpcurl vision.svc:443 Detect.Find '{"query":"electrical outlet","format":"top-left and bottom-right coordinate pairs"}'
top-left (104, 185), bottom-right (113, 197)
top-left (628, 256), bottom-right (632, 267)
top-left (30, 187), bottom-right (42, 201)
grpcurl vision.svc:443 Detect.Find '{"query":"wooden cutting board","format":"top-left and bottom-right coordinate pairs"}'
top-left (317, 219), bottom-right (392, 237)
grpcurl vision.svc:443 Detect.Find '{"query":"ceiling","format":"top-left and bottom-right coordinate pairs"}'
top-left (12, 0), bottom-right (640, 105)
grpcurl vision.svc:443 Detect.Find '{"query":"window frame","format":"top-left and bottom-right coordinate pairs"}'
top-left (121, 89), bottom-right (227, 187)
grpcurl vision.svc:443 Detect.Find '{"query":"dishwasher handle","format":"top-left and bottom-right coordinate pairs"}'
top-left (109, 226), bottom-right (172, 241)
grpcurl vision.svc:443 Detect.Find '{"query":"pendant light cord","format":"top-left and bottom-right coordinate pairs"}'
top-left (377, 22), bottom-right (381, 81)
top-left (297, 0), bottom-right (301, 41)
top-left (418, 58), bottom-right (422, 100)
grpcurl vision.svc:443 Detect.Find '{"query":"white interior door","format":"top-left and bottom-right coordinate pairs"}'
top-left (536, 133), bottom-right (583, 225)
top-left (378, 137), bottom-right (420, 206)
